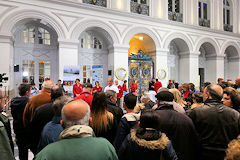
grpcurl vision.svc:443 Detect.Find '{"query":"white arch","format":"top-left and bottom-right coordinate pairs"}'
top-left (71, 19), bottom-right (120, 44)
top-left (122, 26), bottom-right (160, 48)
top-left (221, 41), bottom-right (240, 57)
top-left (0, 9), bottom-right (66, 39)
top-left (195, 37), bottom-right (220, 55)
top-left (163, 32), bottom-right (193, 52)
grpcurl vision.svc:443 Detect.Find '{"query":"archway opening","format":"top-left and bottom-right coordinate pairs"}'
top-left (224, 45), bottom-right (239, 80)
top-left (168, 38), bottom-right (190, 83)
top-left (128, 33), bottom-right (156, 95)
top-left (78, 27), bottom-right (113, 87)
top-left (12, 18), bottom-right (59, 94)
top-left (198, 42), bottom-right (217, 84)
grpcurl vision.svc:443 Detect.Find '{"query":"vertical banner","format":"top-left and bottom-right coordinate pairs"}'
top-left (63, 66), bottom-right (80, 95)
top-left (92, 65), bottom-right (103, 86)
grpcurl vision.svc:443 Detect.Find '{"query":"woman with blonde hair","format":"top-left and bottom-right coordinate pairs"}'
top-left (169, 88), bottom-right (187, 113)
top-left (91, 91), bottom-right (117, 143)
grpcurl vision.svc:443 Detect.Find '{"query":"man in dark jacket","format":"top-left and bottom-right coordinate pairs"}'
top-left (106, 90), bottom-right (123, 124)
top-left (114, 93), bottom-right (139, 152)
top-left (140, 95), bottom-right (156, 109)
top-left (28, 85), bottom-right (64, 155)
top-left (149, 78), bottom-right (155, 91)
top-left (10, 83), bottom-right (31, 160)
top-left (155, 91), bottom-right (199, 160)
top-left (37, 96), bottom-right (72, 153)
top-left (187, 84), bottom-right (240, 160)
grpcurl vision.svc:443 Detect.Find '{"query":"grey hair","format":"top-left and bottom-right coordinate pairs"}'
top-left (105, 90), bottom-right (116, 99)
top-left (61, 99), bottom-right (90, 128)
top-left (42, 81), bottom-right (54, 89)
top-left (140, 95), bottom-right (150, 102)
top-left (53, 96), bottom-right (73, 116)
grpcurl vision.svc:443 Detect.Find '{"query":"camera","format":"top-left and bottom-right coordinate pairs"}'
top-left (0, 73), bottom-right (8, 87)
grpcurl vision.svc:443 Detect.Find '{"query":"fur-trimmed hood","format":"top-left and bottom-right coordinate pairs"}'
top-left (130, 129), bottom-right (169, 150)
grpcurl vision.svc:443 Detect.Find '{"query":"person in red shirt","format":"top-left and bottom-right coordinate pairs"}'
top-left (72, 79), bottom-right (82, 97)
top-left (92, 81), bottom-right (102, 94)
top-left (74, 83), bottom-right (93, 108)
top-left (115, 80), bottom-right (123, 107)
top-left (154, 79), bottom-right (162, 93)
top-left (130, 80), bottom-right (138, 93)
top-left (122, 80), bottom-right (128, 92)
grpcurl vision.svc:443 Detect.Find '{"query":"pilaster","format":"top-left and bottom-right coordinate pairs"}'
top-left (58, 39), bottom-right (79, 80)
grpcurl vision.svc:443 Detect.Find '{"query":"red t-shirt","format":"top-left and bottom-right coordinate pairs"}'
top-left (122, 83), bottom-right (127, 92)
top-left (73, 83), bottom-right (82, 97)
top-left (92, 86), bottom-right (102, 93)
top-left (154, 81), bottom-right (162, 93)
top-left (130, 83), bottom-right (138, 92)
top-left (184, 91), bottom-right (189, 100)
top-left (74, 91), bottom-right (93, 107)
top-left (117, 85), bottom-right (123, 98)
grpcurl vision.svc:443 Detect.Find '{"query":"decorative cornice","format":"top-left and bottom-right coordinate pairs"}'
top-left (6, 0), bottom-right (240, 40)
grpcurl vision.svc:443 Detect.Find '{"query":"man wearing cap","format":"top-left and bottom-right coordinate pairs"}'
top-left (74, 83), bottom-right (93, 108)
top-left (155, 91), bottom-right (199, 160)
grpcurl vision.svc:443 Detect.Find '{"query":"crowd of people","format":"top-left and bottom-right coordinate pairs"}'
top-left (1, 76), bottom-right (240, 160)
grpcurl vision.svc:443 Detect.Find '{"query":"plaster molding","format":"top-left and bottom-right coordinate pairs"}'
top-left (0, 9), bottom-right (66, 39)
top-left (0, 3), bottom-right (17, 21)
top-left (109, 21), bottom-right (132, 37)
top-left (53, 12), bottom-right (83, 32)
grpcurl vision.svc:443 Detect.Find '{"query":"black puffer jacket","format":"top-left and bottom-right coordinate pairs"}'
top-left (10, 96), bottom-right (29, 135)
top-left (118, 129), bottom-right (178, 160)
top-left (187, 99), bottom-right (240, 160)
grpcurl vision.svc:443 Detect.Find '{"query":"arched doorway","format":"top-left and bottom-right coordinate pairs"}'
top-left (224, 45), bottom-right (239, 80)
top-left (13, 19), bottom-right (59, 93)
top-left (78, 27), bottom-right (114, 87)
top-left (128, 33), bottom-right (156, 95)
top-left (198, 42), bottom-right (217, 84)
top-left (167, 38), bottom-right (190, 83)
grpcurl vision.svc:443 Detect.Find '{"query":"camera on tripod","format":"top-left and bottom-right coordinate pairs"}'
top-left (0, 73), bottom-right (8, 87)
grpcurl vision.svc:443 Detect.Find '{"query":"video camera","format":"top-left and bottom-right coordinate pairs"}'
top-left (0, 73), bottom-right (8, 87)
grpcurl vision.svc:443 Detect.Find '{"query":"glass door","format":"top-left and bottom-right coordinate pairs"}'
top-left (38, 61), bottom-right (51, 89)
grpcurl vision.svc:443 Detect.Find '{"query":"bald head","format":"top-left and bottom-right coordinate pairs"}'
top-left (204, 84), bottom-right (223, 101)
top-left (42, 80), bottom-right (55, 91)
top-left (236, 77), bottom-right (240, 87)
top-left (61, 100), bottom-right (90, 128)
top-left (107, 77), bottom-right (113, 86)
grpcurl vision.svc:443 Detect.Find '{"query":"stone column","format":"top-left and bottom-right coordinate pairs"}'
top-left (205, 55), bottom-right (224, 83)
top-left (155, 48), bottom-right (168, 87)
top-left (179, 52), bottom-right (199, 87)
top-left (108, 45), bottom-right (129, 85)
top-left (226, 57), bottom-right (240, 81)
top-left (0, 34), bottom-right (14, 93)
top-left (58, 40), bottom-right (79, 80)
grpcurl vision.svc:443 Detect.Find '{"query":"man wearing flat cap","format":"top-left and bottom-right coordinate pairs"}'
top-left (154, 91), bottom-right (199, 160)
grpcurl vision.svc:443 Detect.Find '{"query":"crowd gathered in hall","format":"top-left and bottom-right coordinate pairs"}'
top-left (1, 77), bottom-right (240, 160)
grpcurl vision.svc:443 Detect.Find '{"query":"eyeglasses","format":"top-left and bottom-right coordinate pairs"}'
top-left (223, 97), bottom-right (231, 101)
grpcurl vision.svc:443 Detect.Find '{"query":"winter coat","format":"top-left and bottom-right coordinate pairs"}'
top-left (118, 129), bottom-right (178, 160)
top-left (0, 111), bottom-right (14, 153)
top-left (0, 121), bottom-right (15, 160)
top-left (23, 90), bottom-right (51, 128)
top-left (155, 104), bottom-right (199, 160)
top-left (35, 125), bottom-right (118, 160)
top-left (113, 113), bottom-right (139, 152)
top-left (186, 99), bottom-right (240, 160)
top-left (10, 96), bottom-right (28, 136)
top-left (107, 100), bottom-right (123, 124)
